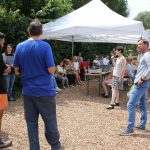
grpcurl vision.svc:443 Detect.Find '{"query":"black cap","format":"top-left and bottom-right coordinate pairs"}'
top-left (116, 46), bottom-right (124, 53)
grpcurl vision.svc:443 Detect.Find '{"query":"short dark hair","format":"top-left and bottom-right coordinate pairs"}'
top-left (138, 39), bottom-right (149, 48)
top-left (27, 19), bottom-right (42, 36)
top-left (116, 46), bottom-right (124, 53)
top-left (0, 32), bottom-right (5, 38)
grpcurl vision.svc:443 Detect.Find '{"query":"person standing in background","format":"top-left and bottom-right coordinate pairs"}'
top-left (106, 46), bottom-right (126, 109)
top-left (13, 19), bottom-right (63, 150)
top-left (0, 32), bottom-right (12, 149)
top-left (78, 52), bottom-right (83, 65)
top-left (3, 44), bottom-right (16, 101)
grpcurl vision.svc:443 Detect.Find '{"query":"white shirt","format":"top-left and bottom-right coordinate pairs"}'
top-left (73, 62), bottom-right (79, 70)
top-left (134, 52), bottom-right (150, 83)
top-left (103, 58), bottom-right (109, 65)
top-left (113, 56), bottom-right (126, 77)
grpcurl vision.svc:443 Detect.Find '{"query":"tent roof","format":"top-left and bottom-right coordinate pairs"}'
top-left (41, 0), bottom-right (145, 44)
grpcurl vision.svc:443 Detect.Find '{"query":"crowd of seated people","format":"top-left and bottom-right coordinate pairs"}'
top-left (93, 55), bottom-right (112, 72)
top-left (54, 53), bottom-right (89, 93)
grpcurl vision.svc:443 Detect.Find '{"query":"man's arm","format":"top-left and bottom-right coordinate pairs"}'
top-left (141, 54), bottom-right (150, 80)
top-left (45, 44), bottom-right (55, 74)
top-left (14, 67), bottom-right (20, 76)
top-left (119, 58), bottom-right (126, 78)
top-left (48, 67), bottom-right (56, 75)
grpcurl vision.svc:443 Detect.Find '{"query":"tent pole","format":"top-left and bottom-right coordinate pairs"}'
top-left (72, 36), bottom-right (74, 57)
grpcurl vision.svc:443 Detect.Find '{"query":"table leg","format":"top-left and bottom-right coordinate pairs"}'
top-left (87, 76), bottom-right (89, 95)
top-left (99, 76), bottom-right (101, 96)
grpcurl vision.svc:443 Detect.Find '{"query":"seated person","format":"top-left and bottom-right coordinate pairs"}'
top-left (131, 57), bottom-right (138, 80)
top-left (93, 55), bottom-right (100, 68)
top-left (63, 59), bottom-right (76, 86)
top-left (123, 58), bottom-right (134, 89)
top-left (80, 58), bottom-right (89, 80)
top-left (56, 61), bottom-right (69, 89)
top-left (101, 72), bottom-right (113, 98)
top-left (52, 75), bottom-right (61, 93)
top-left (73, 56), bottom-right (82, 85)
top-left (124, 58), bottom-right (133, 79)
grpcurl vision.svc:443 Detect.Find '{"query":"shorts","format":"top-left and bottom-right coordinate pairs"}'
top-left (111, 76), bottom-right (123, 90)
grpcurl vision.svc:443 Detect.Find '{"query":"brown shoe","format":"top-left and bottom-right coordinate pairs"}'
top-left (0, 138), bottom-right (12, 149)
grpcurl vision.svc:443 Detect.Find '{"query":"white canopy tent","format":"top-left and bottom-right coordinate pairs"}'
top-left (41, 0), bottom-right (145, 55)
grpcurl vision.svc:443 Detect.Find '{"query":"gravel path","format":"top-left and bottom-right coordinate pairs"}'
top-left (2, 81), bottom-right (150, 150)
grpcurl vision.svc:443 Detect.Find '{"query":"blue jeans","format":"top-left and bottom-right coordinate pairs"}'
top-left (23, 95), bottom-right (61, 150)
top-left (127, 81), bottom-right (149, 130)
top-left (3, 73), bottom-right (15, 100)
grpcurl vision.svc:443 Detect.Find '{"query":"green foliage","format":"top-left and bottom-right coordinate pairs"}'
top-left (0, 7), bottom-right (29, 46)
top-left (102, 0), bottom-right (129, 17)
top-left (0, 0), bottom-right (46, 16)
top-left (135, 11), bottom-right (150, 29)
top-left (72, 0), bottom-right (91, 9)
top-left (0, 0), bottom-right (130, 97)
top-left (36, 0), bottom-right (73, 23)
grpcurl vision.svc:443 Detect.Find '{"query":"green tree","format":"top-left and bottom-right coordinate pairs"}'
top-left (0, 0), bottom-right (72, 44)
top-left (72, 0), bottom-right (91, 9)
top-left (102, 0), bottom-right (129, 17)
top-left (0, 0), bottom-right (46, 16)
top-left (135, 11), bottom-right (150, 29)
top-left (72, 0), bottom-right (129, 17)
top-left (36, 0), bottom-right (72, 23)
top-left (0, 7), bottom-right (29, 46)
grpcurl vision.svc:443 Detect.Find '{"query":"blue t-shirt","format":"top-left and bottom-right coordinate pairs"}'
top-left (14, 39), bottom-right (56, 96)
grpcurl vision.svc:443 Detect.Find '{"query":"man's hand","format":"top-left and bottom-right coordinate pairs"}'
top-left (137, 79), bottom-right (143, 86)
top-left (3, 67), bottom-right (11, 75)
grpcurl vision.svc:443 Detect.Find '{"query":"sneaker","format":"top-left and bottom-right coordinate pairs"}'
top-left (52, 145), bottom-right (64, 150)
top-left (119, 128), bottom-right (134, 136)
top-left (135, 125), bottom-right (145, 130)
top-left (56, 87), bottom-right (62, 92)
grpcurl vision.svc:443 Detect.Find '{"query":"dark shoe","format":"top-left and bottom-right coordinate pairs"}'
top-left (119, 128), bottom-right (134, 136)
top-left (52, 145), bottom-right (64, 150)
top-left (106, 104), bottom-right (114, 110)
top-left (114, 103), bottom-right (120, 106)
top-left (135, 125), bottom-right (145, 130)
top-left (0, 138), bottom-right (12, 149)
top-left (102, 94), bottom-right (109, 98)
top-left (101, 93), bottom-right (105, 96)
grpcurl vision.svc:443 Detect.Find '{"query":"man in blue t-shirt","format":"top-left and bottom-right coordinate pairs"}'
top-left (14, 19), bottom-right (63, 150)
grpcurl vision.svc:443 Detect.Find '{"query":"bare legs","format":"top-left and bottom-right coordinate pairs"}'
top-left (107, 88), bottom-right (120, 109)
top-left (111, 88), bottom-right (119, 104)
